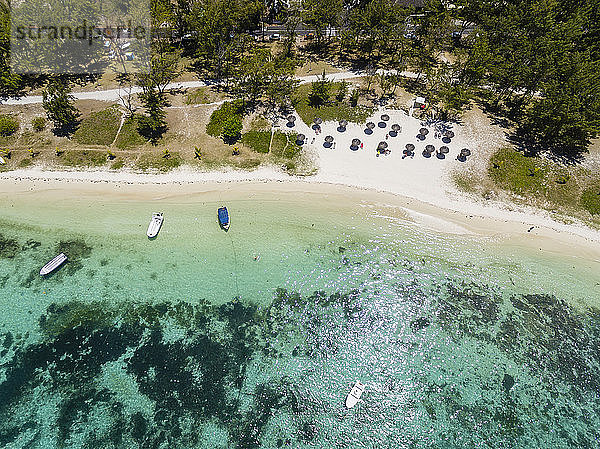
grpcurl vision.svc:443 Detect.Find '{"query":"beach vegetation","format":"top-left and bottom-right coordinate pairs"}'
top-left (18, 157), bottom-right (32, 168)
top-left (114, 115), bottom-right (147, 149)
top-left (31, 116), bottom-right (46, 132)
top-left (241, 130), bottom-right (301, 161)
top-left (581, 186), bottom-right (600, 215)
top-left (241, 131), bottom-right (271, 154)
top-left (293, 82), bottom-right (373, 124)
top-left (110, 159), bottom-right (125, 170)
top-left (57, 150), bottom-right (107, 167)
top-left (249, 115), bottom-right (270, 131)
top-left (483, 147), bottom-right (600, 225)
top-left (136, 151), bottom-right (183, 172)
top-left (184, 87), bottom-right (226, 105)
top-left (73, 106), bottom-right (121, 147)
top-left (0, 114), bottom-right (18, 136)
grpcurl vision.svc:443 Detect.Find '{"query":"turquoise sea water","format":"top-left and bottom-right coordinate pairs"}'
top-left (0, 187), bottom-right (599, 448)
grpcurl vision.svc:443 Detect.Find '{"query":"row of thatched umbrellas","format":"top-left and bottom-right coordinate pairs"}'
top-left (292, 114), bottom-right (467, 158)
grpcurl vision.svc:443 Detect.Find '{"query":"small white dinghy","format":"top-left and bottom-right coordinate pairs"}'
top-left (147, 213), bottom-right (164, 238)
top-left (40, 253), bottom-right (67, 276)
top-left (0, 156), bottom-right (6, 165)
top-left (345, 381), bottom-right (366, 408)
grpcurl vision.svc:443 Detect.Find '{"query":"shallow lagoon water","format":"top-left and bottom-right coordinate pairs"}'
top-left (0, 185), bottom-right (599, 448)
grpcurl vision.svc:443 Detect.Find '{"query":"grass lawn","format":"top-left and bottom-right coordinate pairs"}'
top-left (136, 152), bottom-right (183, 172)
top-left (57, 150), bottom-right (108, 167)
top-left (184, 87), bottom-right (227, 105)
top-left (485, 147), bottom-right (600, 224)
top-left (73, 106), bottom-right (122, 146)
top-left (114, 116), bottom-right (147, 149)
top-left (292, 83), bottom-right (373, 126)
top-left (581, 184), bottom-right (600, 215)
top-left (241, 131), bottom-right (271, 153)
top-left (241, 130), bottom-right (301, 159)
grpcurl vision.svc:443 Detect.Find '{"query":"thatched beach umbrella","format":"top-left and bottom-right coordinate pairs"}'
top-left (439, 145), bottom-right (449, 154)
top-left (444, 130), bottom-right (455, 139)
top-left (366, 122), bottom-right (375, 129)
top-left (339, 119), bottom-right (348, 128)
top-left (420, 127), bottom-right (429, 135)
top-left (377, 141), bottom-right (388, 150)
top-left (381, 114), bottom-right (390, 121)
top-left (352, 138), bottom-right (361, 146)
top-left (461, 148), bottom-right (471, 156)
top-left (296, 133), bottom-right (306, 144)
top-left (325, 135), bottom-right (334, 143)
top-left (287, 115), bottom-right (296, 122)
top-left (405, 143), bottom-right (415, 152)
top-left (425, 144), bottom-right (435, 154)
top-left (314, 117), bottom-right (323, 125)
top-left (392, 124), bottom-right (401, 132)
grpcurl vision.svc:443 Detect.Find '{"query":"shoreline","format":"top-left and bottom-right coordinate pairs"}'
top-left (2, 167), bottom-right (600, 264)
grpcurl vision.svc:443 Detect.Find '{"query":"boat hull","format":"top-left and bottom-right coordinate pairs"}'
top-left (345, 381), bottom-right (365, 408)
top-left (40, 253), bottom-right (68, 276)
top-left (218, 207), bottom-right (230, 230)
top-left (147, 213), bottom-right (164, 238)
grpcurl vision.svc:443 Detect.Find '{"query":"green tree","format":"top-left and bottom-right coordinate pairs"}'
top-left (42, 77), bottom-right (80, 136)
top-left (222, 115), bottom-right (243, 143)
top-left (0, 2), bottom-right (23, 100)
top-left (137, 89), bottom-right (168, 144)
top-left (302, 0), bottom-right (342, 45)
top-left (309, 71), bottom-right (331, 106)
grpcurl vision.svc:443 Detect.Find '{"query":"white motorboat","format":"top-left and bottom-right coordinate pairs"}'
top-left (345, 381), bottom-right (365, 408)
top-left (0, 156), bottom-right (6, 165)
top-left (147, 213), bottom-right (164, 238)
top-left (40, 253), bottom-right (67, 276)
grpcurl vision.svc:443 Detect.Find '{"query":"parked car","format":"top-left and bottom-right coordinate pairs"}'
top-left (305, 32), bottom-right (315, 40)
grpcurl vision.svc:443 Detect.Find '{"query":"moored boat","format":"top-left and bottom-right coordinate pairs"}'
top-left (0, 156), bottom-right (6, 165)
top-left (345, 381), bottom-right (365, 408)
top-left (147, 212), bottom-right (164, 238)
top-left (40, 253), bottom-right (67, 276)
top-left (218, 206), bottom-right (230, 231)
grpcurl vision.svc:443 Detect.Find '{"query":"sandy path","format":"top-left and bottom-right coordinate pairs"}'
top-left (0, 69), bottom-right (417, 105)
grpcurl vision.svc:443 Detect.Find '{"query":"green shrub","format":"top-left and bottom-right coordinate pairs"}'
top-left (0, 114), bottom-right (19, 137)
top-left (206, 100), bottom-right (245, 137)
top-left (32, 116), bottom-right (46, 132)
top-left (73, 107), bottom-right (121, 146)
top-left (581, 187), bottom-right (600, 215)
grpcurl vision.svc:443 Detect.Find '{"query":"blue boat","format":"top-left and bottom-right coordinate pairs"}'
top-left (218, 206), bottom-right (230, 231)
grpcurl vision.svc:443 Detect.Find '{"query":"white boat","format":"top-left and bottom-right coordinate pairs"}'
top-left (147, 213), bottom-right (164, 238)
top-left (345, 381), bottom-right (366, 408)
top-left (0, 156), bottom-right (6, 165)
top-left (40, 253), bottom-right (67, 276)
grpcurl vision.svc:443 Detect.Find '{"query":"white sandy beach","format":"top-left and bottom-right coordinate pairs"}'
top-left (1, 107), bottom-right (599, 260)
